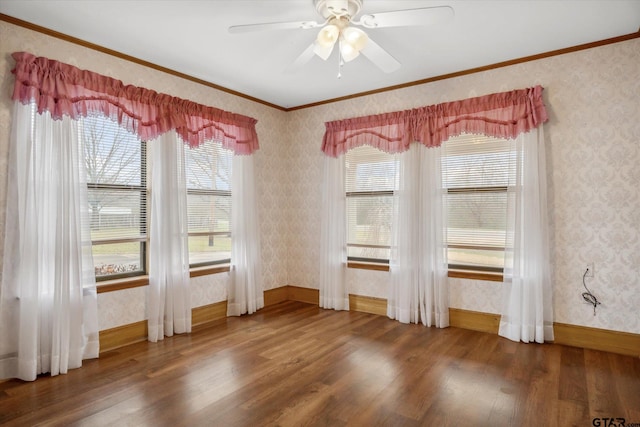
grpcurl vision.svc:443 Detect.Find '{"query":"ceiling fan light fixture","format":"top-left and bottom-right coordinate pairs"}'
top-left (231, 0), bottom-right (455, 75)
top-left (316, 24), bottom-right (340, 48)
top-left (339, 39), bottom-right (360, 62)
top-left (341, 26), bottom-right (368, 51)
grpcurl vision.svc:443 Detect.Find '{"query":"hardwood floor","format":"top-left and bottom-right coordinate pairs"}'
top-left (1, 301), bottom-right (639, 426)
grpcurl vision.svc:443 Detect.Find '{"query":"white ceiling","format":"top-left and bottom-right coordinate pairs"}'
top-left (1, 0), bottom-right (638, 109)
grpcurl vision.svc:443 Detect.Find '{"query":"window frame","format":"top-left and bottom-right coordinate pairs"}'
top-left (442, 134), bottom-right (513, 277)
top-left (184, 141), bottom-right (233, 268)
top-left (87, 139), bottom-right (148, 282)
top-left (186, 186), bottom-right (232, 268)
top-left (445, 185), bottom-right (506, 275)
top-left (345, 189), bottom-right (393, 265)
top-left (345, 136), bottom-right (508, 282)
top-left (344, 146), bottom-right (397, 265)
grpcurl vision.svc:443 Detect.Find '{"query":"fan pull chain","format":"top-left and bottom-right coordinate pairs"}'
top-left (337, 48), bottom-right (343, 79)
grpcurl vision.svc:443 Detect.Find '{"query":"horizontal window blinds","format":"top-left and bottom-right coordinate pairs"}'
top-left (442, 134), bottom-right (514, 270)
top-left (80, 114), bottom-right (146, 277)
top-left (345, 145), bottom-right (398, 261)
top-left (184, 140), bottom-right (232, 266)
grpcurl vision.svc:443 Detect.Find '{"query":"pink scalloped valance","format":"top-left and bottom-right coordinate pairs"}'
top-left (11, 52), bottom-right (259, 154)
top-left (322, 86), bottom-right (548, 157)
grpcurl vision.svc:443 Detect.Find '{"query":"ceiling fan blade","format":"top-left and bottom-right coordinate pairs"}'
top-left (285, 43), bottom-right (317, 73)
top-left (313, 41), bottom-right (336, 61)
top-left (360, 38), bottom-right (400, 73)
top-left (354, 6), bottom-right (454, 29)
top-left (229, 20), bottom-right (321, 34)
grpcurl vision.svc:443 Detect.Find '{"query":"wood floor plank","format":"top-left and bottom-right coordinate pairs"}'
top-left (559, 345), bottom-right (589, 403)
top-left (610, 351), bottom-right (640, 421)
top-left (1, 301), bottom-right (638, 427)
top-left (557, 399), bottom-right (589, 427)
top-left (584, 349), bottom-right (632, 421)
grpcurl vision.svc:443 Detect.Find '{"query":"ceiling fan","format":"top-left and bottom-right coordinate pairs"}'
top-left (228, 0), bottom-right (454, 76)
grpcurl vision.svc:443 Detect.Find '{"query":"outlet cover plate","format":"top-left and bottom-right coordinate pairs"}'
top-left (585, 263), bottom-right (594, 277)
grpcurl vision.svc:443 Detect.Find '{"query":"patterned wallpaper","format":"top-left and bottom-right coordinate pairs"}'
top-left (0, 21), bottom-right (289, 331)
top-left (285, 38), bottom-right (640, 335)
top-left (0, 20), bottom-right (638, 334)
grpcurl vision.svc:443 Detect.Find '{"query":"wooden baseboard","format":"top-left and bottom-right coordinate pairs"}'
top-left (553, 322), bottom-right (640, 358)
top-left (286, 287), bottom-right (387, 316)
top-left (99, 320), bottom-right (148, 353)
top-left (287, 286), bottom-right (319, 305)
top-left (345, 294), bottom-right (501, 334)
top-left (100, 301), bottom-right (227, 354)
top-left (449, 308), bottom-right (500, 334)
top-left (338, 294), bottom-right (639, 357)
top-left (349, 294), bottom-right (387, 316)
top-left (192, 301), bottom-right (227, 327)
top-left (100, 288), bottom-right (286, 353)
top-left (99, 286), bottom-right (639, 358)
top-left (264, 286), bottom-right (288, 306)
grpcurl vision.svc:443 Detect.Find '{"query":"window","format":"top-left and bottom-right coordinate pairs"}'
top-left (81, 115), bottom-right (147, 280)
top-left (345, 145), bottom-right (398, 263)
top-left (442, 134), bottom-right (513, 273)
top-left (184, 141), bottom-right (232, 267)
top-left (81, 116), bottom-right (232, 280)
top-left (345, 135), bottom-right (512, 274)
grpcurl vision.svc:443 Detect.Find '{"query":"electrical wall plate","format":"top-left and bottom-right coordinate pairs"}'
top-left (585, 263), bottom-right (594, 278)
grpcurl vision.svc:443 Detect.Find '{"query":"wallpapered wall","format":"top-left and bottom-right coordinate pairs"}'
top-left (0, 21), bottom-right (638, 335)
top-left (0, 21), bottom-right (289, 331)
top-left (285, 38), bottom-right (640, 335)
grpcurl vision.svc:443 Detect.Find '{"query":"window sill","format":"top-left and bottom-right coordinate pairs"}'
top-left (190, 264), bottom-right (231, 278)
top-left (96, 275), bottom-right (149, 294)
top-left (347, 262), bottom-right (503, 282)
top-left (448, 270), bottom-right (503, 282)
top-left (347, 261), bottom-right (390, 271)
top-left (96, 264), bottom-right (232, 294)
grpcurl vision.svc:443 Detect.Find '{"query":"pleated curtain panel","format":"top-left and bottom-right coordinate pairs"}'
top-left (0, 52), bottom-right (262, 381)
top-left (319, 86), bottom-right (554, 342)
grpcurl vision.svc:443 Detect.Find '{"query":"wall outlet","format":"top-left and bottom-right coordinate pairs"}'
top-left (585, 263), bottom-right (594, 278)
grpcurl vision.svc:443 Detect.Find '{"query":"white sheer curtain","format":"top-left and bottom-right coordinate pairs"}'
top-left (227, 154), bottom-right (264, 316)
top-left (499, 128), bottom-right (554, 343)
top-left (147, 131), bottom-right (191, 342)
top-left (0, 102), bottom-right (99, 381)
top-left (319, 156), bottom-right (349, 311)
top-left (388, 143), bottom-right (449, 327)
